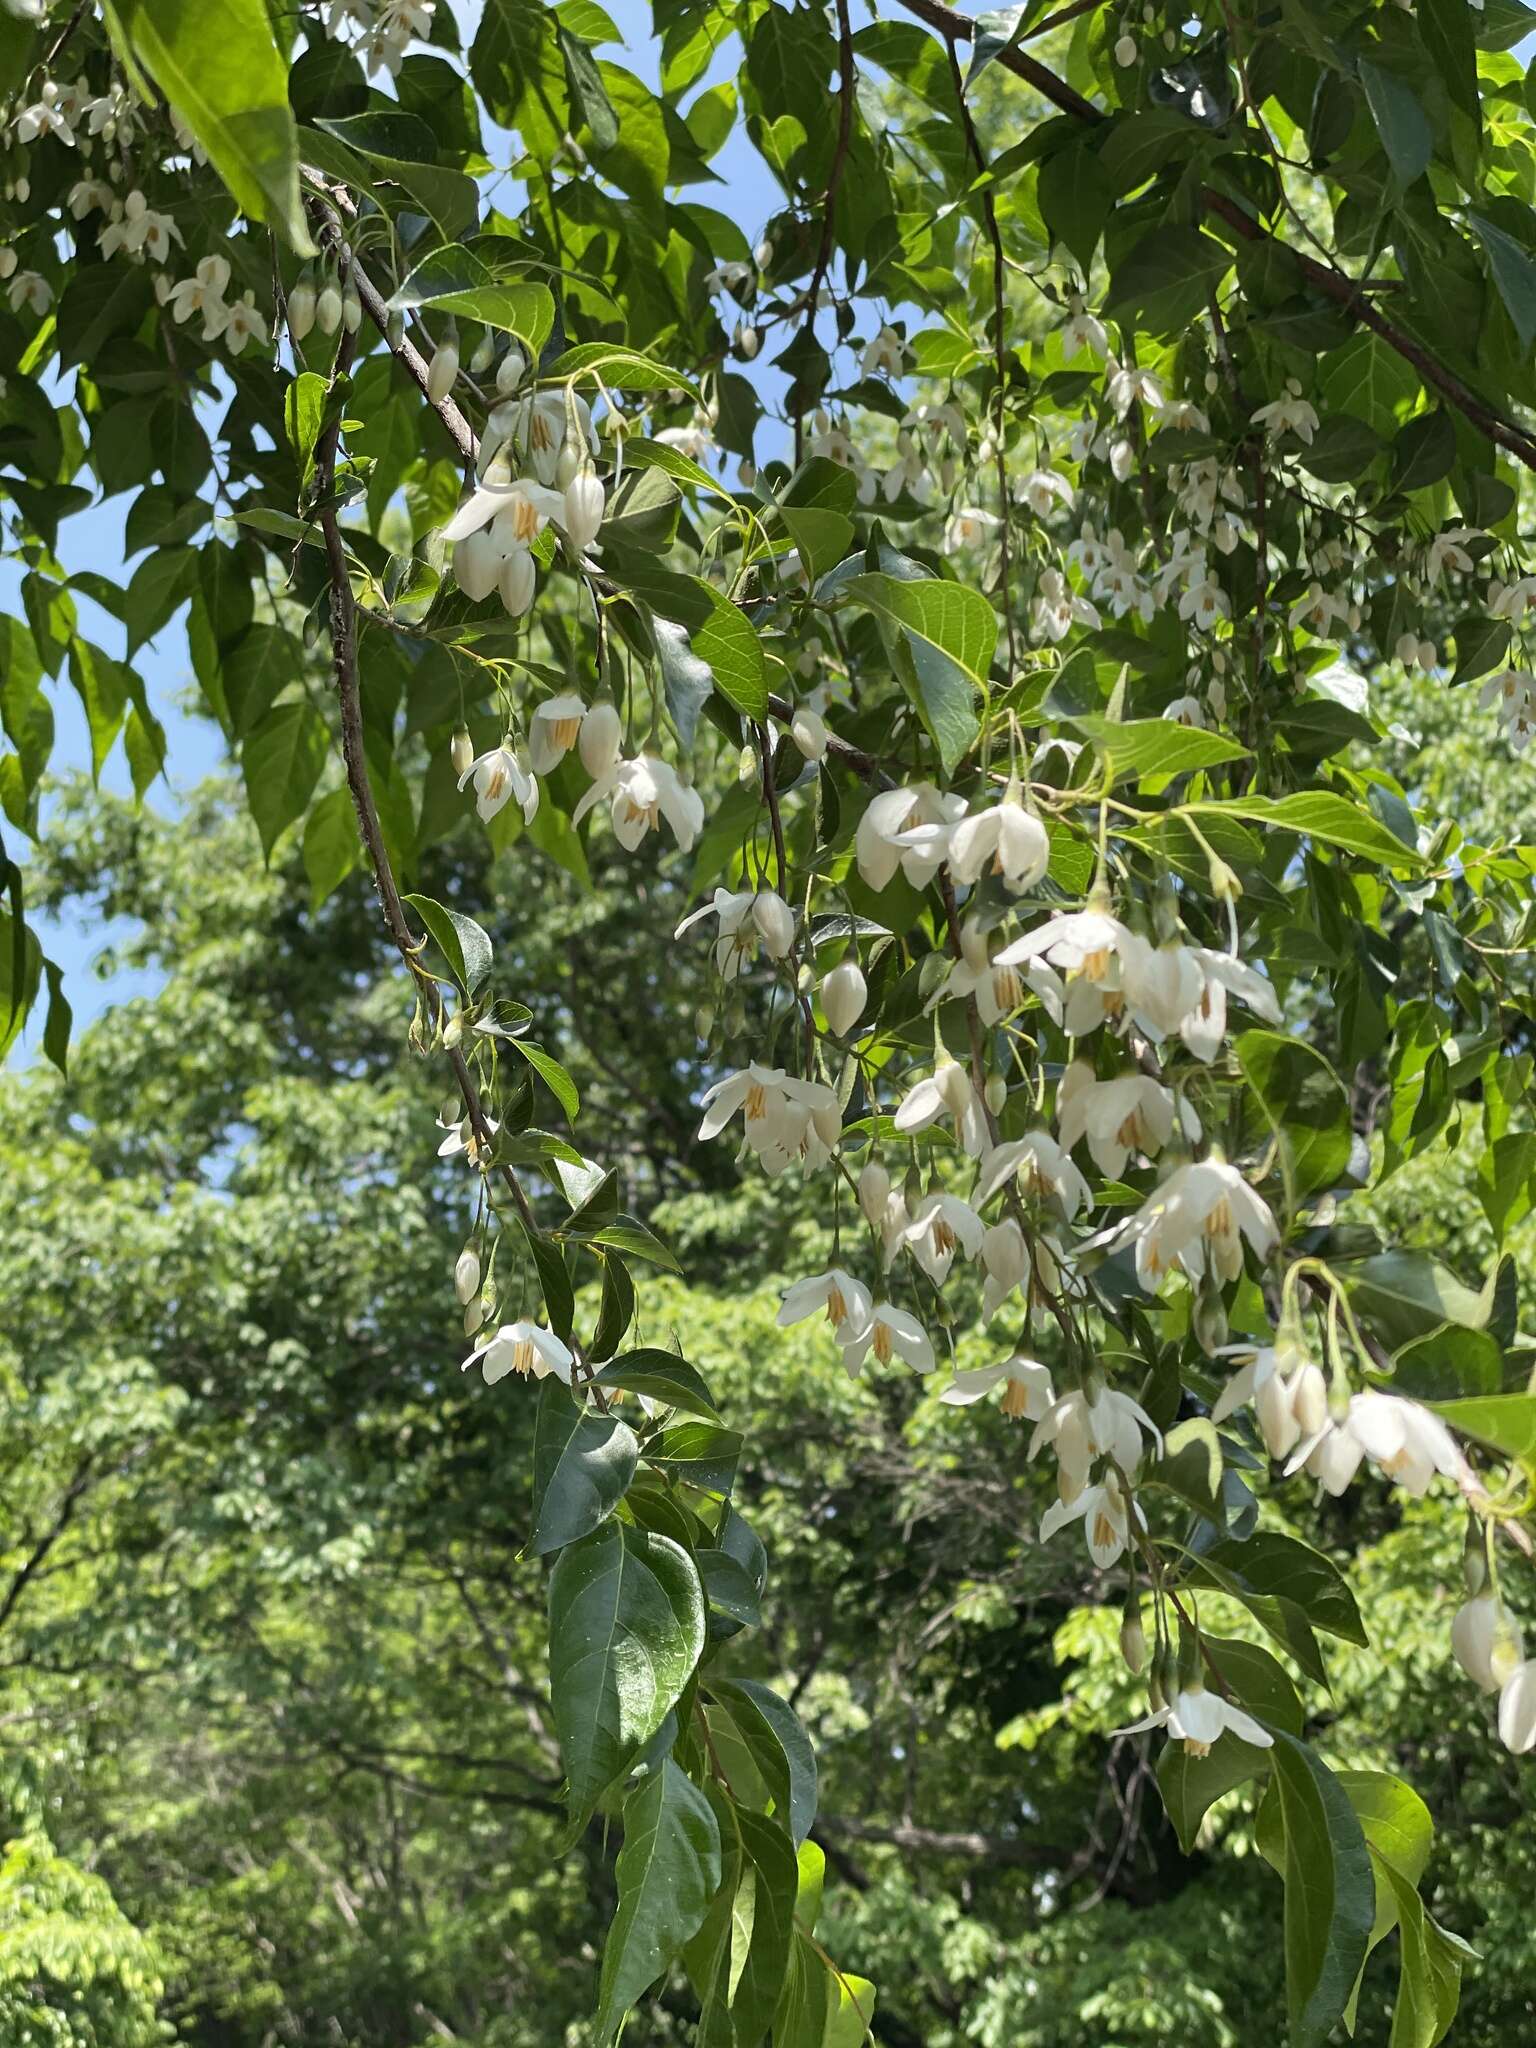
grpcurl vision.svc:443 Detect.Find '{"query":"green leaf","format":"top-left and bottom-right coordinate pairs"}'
top-left (1204, 1532), bottom-right (1368, 1647)
top-left (1235, 1029), bottom-right (1353, 1201)
top-left (1072, 714), bottom-right (1248, 782)
top-left (1038, 138), bottom-right (1112, 275)
top-left (1372, 1855), bottom-right (1469, 2048)
top-left (1318, 333), bottom-right (1420, 435)
top-left (560, 25), bottom-right (620, 149)
top-left (68, 640), bottom-right (129, 783)
top-left (402, 891), bottom-right (493, 995)
top-left (591, 1349), bottom-right (721, 1421)
top-left (507, 1039), bottom-right (579, 1120)
top-left (645, 1422), bottom-right (742, 1496)
top-left (622, 436), bottom-right (733, 501)
top-left (1264, 1734), bottom-right (1376, 2048)
top-left (303, 786), bottom-right (361, 910)
top-left (629, 570), bottom-right (767, 719)
top-left (241, 702), bottom-right (329, 862)
top-left (705, 1679), bottom-right (818, 1845)
top-left (529, 1378), bottom-right (639, 1557)
top-left (222, 626), bottom-right (294, 739)
top-left (1106, 226), bottom-right (1232, 336)
top-left (1477, 1130), bottom-right (1536, 1242)
top-left (544, 342), bottom-right (701, 397)
top-left (591, 1214), bottom-right (682, 1272)
top-left (547, 1522), bottom-right (706, 1828)
top-left (387, 247), bottom-right (555, 346)
top-left (124, 547), bottom-right (195, 656)
top-left (1469, 212), bottom-right (1536, 351)
top-left (841, 572), bottom-right (992, 770)
top-left (1357, 60), bottom-right (1432, 187)
top-left (1186, 793), bottom-right (1426, 865)
top-left (107, 0), bottom-right (313, 251)
top-left (1341, 1249), bottom-right (1495, 1349)
top-left (284, 372), bottom-right (327, 487)
top-left (1450, 613), bottom-right (1511, 686)
top-left (595, 1761), bottom-right (721, 2045)
top-left (1429, 1394), bottom-right (1536, 1472)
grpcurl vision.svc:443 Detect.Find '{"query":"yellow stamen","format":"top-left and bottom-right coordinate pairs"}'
top-left (745, 1080), bottom-right (768, 1121)
top-left (1001, 1377), bottom-right (1030, 1421)
top-left (873, 1321), bottom-right (893, 1364)
top-left (512, 1338), bottom-right (535, 1375)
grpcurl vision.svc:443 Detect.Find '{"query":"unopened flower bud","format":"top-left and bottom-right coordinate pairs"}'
top-left (469, 328), bottom-right (495, 374)
top-left (443, 1013), bottom-right (463, 1048)
top-left (1115, 31), bottom-right (1138, 64)
top-left (342, 282), bottom-right (362, 334)
top-left (754, 237), bottom-right (773, 268)
top-left (454, 1247), bottom-right (481, 1303)
top-left (463, 1298), bottom-right (486, 1336)
top-left (791, 705), bottom-right (827, 761)
top-left (821, 960), bottom-right (867, 1037)
top-left (984, 1074), bottom-right (1007, 1117)
top-left (563, 467), bottom-right (606, 551)
top-left (288, 274), bottom-right (316, 341)
top-left (1463, 1519), bottom-right (1489, 1598)
top-left (427, 325), bottom-right (460, 403)
top-left (1193, 1288), bottom-right (1229, 1356)
top-left (1208, 855), bottom-right (1242, 902)
top-left (451, 726), bottom-right (474, 777)
top-left (316, 280), bottom-right (343, 336)
top-left (1291, 1361), bottom-right (1328, 1437)
top-left (500, 548), bottom-right (537, 616)
top-left (903, 1164), bottom-right (925, 1211)
top-left (579, 701), bottom-right (623, 779)
top-left (858, 1159), bottom-right (890, 1228)
top-left (1120, 1604), bottom-right (1147, 1675)
top-left (386, 308), bottom-right (405, 350)
top-left (496, 343), bottom-right (527, 395)
top-left (734, 320), bottom-right (759, 360)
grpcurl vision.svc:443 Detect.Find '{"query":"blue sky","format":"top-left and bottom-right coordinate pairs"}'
top-left (6, 0), bottom-right (792, 1054)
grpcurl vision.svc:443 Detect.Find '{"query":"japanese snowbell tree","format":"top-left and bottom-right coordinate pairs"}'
top-left (4, 0), bottom-right (1536, 2039)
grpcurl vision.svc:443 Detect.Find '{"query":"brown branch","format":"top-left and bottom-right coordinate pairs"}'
top-left (944, 39), bottom-right (1018, 679)
top-left (0, 1456), bottom-right (95, 1636)
top-left (304, 223), bottom-right (542, 1252)
top-left (889, 0), bottom-right (1536, 473)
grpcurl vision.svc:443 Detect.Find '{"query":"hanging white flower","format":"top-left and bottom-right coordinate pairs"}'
top-left (1452, 1594), bottom-right (1525, 1695)
top-left (854, 783), bottom-right (965, 891)
top-left (942, 1355), bottom-right (1054, 1421)
top-left (1106, 1155), bottom-right (1278, 1288)
top-left (947, 790), bottom-right (1050, 891)
top-left (995, 908), bottom-right (1138, 1037)
top-left (167, 253), bottom-right (231, 338)
top-left (777, 1267), bottom-right (873, 1344)
top-left (860, 323), bottom-right (910, 378)
top-left (900, 1190), bottom-right (985, 1284)
top-left (978, 1217), bottom-right (1029, 1318)
top-left (1039, 1468), bottom-right (1143, 1568)
top-left (1285, 1389), bottom-right (1469, 1498)
top-left (463, 1320), bottom-right (574, 1386)
top-left (1056, 1064), bottom-right (1187, 1180)
top-left (1032, 1385), bottom-right (1162, 1496)
top-left (1116, 1680), bottom-right (1274, 1756)
top-left (894, 1058), bottom-right (989, 1160)
top-left (675, 888), bottom-right (795, 979)
top-left (459, 742), bottom-right (539, 825)
top-left (839, 1301), bottom-right (935, 1377)
top-left (526, 694), bottom-right (586, 775)
top-left (944, 505), bottom-right (1000, 551)
top-left (573, 753), bottom-right (705, 853)
top-left (1498, 1660), bottom-right (1536, 1754)
top-left (974, 1130), bottom-right (1091, 1218)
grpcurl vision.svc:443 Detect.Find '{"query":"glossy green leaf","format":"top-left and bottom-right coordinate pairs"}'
top-left (547, 1522), bottom-right (706, 1829)
top-left (529, 1378), bottom-right (639, 1556)
top-left (595, 1761), bottom-right (721, 2043)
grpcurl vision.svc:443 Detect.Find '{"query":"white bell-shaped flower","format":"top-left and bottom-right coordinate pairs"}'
top-left (1039, 1468), bottom-right (1142, 1568)
top-left (463, 1320), bottom-right (574, 1386)
top-left (1453, 1594), bottom-right (1525, 1695)
top-left (1285, 1389), bottom-right (1468, 1498)
top-left (675, 888), bottom-right (795, 979)
top-left (777, 1268), bottom-right (873, 1344)
top-left (838, 1302), bottom-right (935, 1378)
top-left (894, 1059), bottom-right (989, 1160)
top-left (1107, 1155), bottom-right (1277, 1289)
top-left (458, 742), bottom-right (539, 825)
top-left (947, 792), bottom-right (1050, 891)
top-left (1116, 1680), bottom-right (1274, 1757)
top-left (1056, 1063), bottom-right (1186, 1180)
top-left (821, 960), bottom-right (867, 1037)
top-left (974, 1131), bottom-right (1091, 1219)
top-left (854, 783), bottom-right (965, 891)
top-left (528, 694), bottom-right (587, 775)
top-left (942, 1355), bottom-right (1054, 1421)
top-left (900, 1190), bottom-right (985, 1284)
